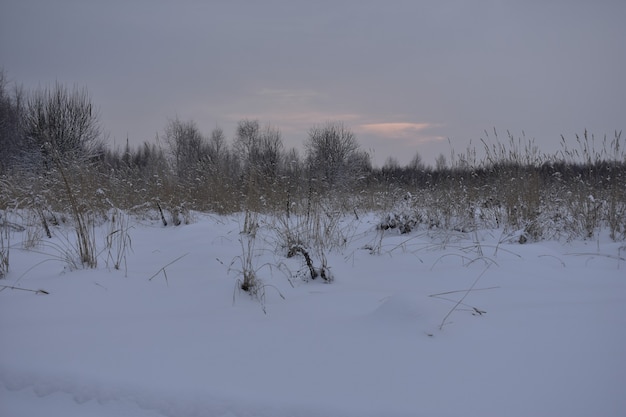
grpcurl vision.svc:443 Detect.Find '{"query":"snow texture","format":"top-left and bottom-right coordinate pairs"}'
top-left (1, 213), bottom-right (625, 417)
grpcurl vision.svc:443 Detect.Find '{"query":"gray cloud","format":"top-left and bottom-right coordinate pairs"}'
top-left (1, 0), bottom-right (624, 165)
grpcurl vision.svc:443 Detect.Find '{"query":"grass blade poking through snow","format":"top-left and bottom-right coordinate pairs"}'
top-left (148, 253), bottom-right (189, 286)
top-left (104, 209), bottom-right (134, 276)
top-left (0, 284), bottom-right (49, 295)
top-left (438, 264), bottom-right (492, 330)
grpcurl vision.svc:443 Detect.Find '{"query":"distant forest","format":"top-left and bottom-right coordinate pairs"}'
top-left (1, 72), bottom-right (625, 241)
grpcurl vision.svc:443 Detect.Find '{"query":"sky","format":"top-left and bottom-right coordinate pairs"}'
top-left (1, 0), bottom-right (625, 166)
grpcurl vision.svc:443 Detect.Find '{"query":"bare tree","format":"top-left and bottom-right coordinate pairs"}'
top-left (0, 70), bottom-right (26, 173)
top-left (233, 119), bottom-right (259, 161)
top-left (281, 147), bottom-right (304, 214)
top-left (163, 117), bottom-right (207, 179)
top-left (207, 126), bottom-right (227, 167)
top-left (233, 119), bottom-right (263, 211)
top-left (383, 156), bottom-right (400, 171)
top-left (234, 119), bottom-right (285, 184)
top-left (407, 151), bottom-right (425, 171)
top-left (305, 121), bottom-right (368, 190)
top-left (24, 83), bottom-right (103, 169)
top-left (381, 156), bottom-right (401, 181)
top-left (234, 120), bottom-right (288, 212)
top-left (435, 153), bottom-right (447, 171)
top-left (19, 83), bottom-right (104, 267)
top-left (232, 119), bottom-right (259, 181)
top-left (258, 124), bottom-right (283, 180)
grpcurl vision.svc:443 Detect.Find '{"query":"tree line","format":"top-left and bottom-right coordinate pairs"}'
top-left (1, 71), bottom-right (624, 239)
top-left (0, 73), bottom-right (380, 214)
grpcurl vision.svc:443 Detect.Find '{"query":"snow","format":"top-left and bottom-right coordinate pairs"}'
top-left (1, 213), bottom-right (625, 417)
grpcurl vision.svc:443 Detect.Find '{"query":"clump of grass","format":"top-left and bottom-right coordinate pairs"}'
top-left (231, 210), bottom-right (261, 293)
top-left (22, 210), bottom-right (45, 249)
top-left (272, 198), bottom-right (350, 283)
top-left (235, 232), bottom-right (258, 292)
top-left (229, 212), bottom-right (287, 312)
top-left (287, 244), bottom-right (332, 282)
top-left (49, 151), bottom-right (98, 268)
top-left (0, 206), bottom-right (27, 278)
top-left (104, 208), bottom-right (134, 275)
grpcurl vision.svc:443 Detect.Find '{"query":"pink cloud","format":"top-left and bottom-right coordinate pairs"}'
top-left (358, 122), bottom-right (444, 143)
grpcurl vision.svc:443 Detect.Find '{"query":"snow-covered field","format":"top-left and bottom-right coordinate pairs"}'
top-left (1, 213), bottom-right (625, 417)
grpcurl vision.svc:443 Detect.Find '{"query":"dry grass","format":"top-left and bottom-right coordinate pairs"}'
top-left (1, 130), bottom-right (624, 246)
top-left (0, 213), bottom-right (9, 278)
top-left (104, 208), bottom-right (134, 275)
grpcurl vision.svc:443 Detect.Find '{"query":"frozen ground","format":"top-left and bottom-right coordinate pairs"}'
top-left (1, 213), bottom-right (625, 417)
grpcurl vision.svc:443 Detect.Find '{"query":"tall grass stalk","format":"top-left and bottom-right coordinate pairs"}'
top-left (104, 209), bottom-right (133, 276)
top-left (0, 212), bottom-right (9, 278)
top-left (233, 211), bottom-right (260, 292)
top-left (51, 150), bottom-right (97, 268)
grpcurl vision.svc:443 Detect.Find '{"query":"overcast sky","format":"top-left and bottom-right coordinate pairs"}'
top-left (1, 0), bottom-right (624, 166)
